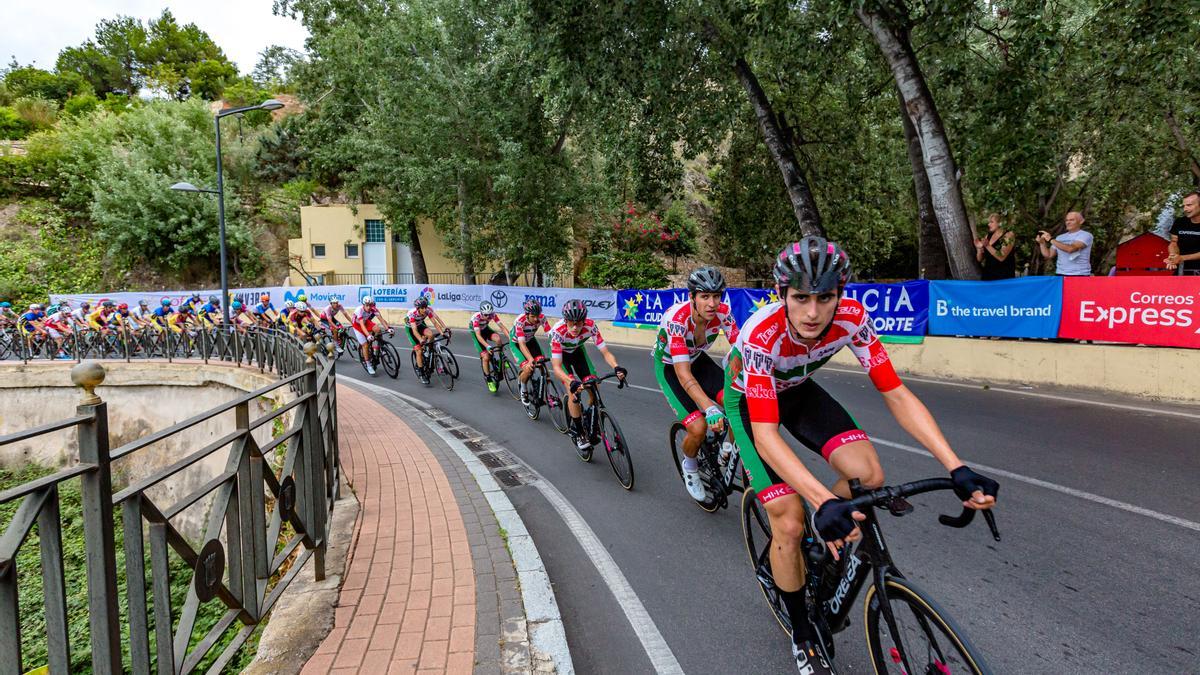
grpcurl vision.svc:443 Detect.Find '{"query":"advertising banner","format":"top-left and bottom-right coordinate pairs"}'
top-left (481, 286), bottom-right (618, 320)
top-left (929, 277), bottom-right (1062, 338)
top-left (842, 280), bottom-right (928, 338)
top-left (615, 289), bottom-right (693, 326)
top-left (1059, 276), bottom-right (1200, 348)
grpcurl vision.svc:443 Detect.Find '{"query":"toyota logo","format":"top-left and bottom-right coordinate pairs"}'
top-left (490, 290), bottom-right (509, 308)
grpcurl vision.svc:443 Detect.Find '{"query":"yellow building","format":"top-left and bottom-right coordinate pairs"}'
top-left (288, 204), bottom-right (485, 286)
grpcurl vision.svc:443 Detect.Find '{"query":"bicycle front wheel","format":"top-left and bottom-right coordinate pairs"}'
top-left (441, 346), bottom-right (460, 378)
top-left (600, 410), bottom-right (634, 490)
top-left (544, 375), bottom-right (568, 433)
top-left (864, 576), bottom-right (992, 675)
top-left (381, 342), bottom-right (401, 378)
top-left (435, 352), bottom-right (455, 390)
top-left (501, 354), bottom-right (520, 400)
top-left (669, 423), bottom-right (720, 512)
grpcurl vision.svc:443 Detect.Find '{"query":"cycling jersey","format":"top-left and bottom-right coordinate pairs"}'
top-left (43, 311), bottom-right (71, 332)
top-left (131, 307), bottom-right (151, 321)
top-left (729, 298), bottom-right (900, 425)
top-left (70, 308), bottom-right (90, 324)
top-left (510, 313), bottom-right (551, 342)
top-left (470, 311), bottom-right (499, 329)
top-left (652, 300), bottom-right (739, 366)
top-left (87, 309), bottom-right (114, 330)
top-left (198, 302), bottom-right (220, 319)
top-left (252, 302), bottom-right (275, 317)
top-left (152, 306), bottom-right (174, 326)
top-left (549, 318), bottom-right (605, 357)
top-left (406, 307), bottom-right (435, 327)
top-left (19, 311), bottom-right (41, 333)
top-left (290, 310), bottom-right (317, 332)
top-left (321, 306), bottom-right (345, 325)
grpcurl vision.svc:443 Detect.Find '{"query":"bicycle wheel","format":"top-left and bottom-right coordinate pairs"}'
top-left (544, 375), bottom-right (569, 433)
top-left (599, 410), bottom-right (634, 490)
top-left (501, 354), bottom-right (520, 400)
top-left (524, 371), bottom-right (541, 420)
top-left (435, 352), bottom-right (455, 391)
top-left (865, 576), bottom-right (992, 675)
top-left (442, 346), bottom-right (460, 379)
top-left (381, 342), bottom-right (401, 378)
top-left (410, 349), bottom-right (422, 379)
top-left (741, 489), bottom-right (792, 635)
top-left (669, 423), bottom-right (721, 512)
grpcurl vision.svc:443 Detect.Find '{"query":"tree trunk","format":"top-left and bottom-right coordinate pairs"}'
top-left (1165, 108), bottom-right (1200, 187)
top-left (457, 172), bottom-right (476, 284)
top-left (858, 7), bottom-right (980, 280)
top-left (897, 87), bottom-right (950, 279)
top-left (408, 218), bottom-right (429, 284)
top-left (732, 57), bottom-right (824, 237)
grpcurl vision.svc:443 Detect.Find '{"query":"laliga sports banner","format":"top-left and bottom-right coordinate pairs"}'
top-left (929, 277), bottom-right (1062, 338)
top-left (1059, 276), bottom-right (1200, 348)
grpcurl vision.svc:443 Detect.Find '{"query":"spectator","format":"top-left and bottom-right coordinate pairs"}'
top-left (1037, 211), bottom-right (1092, 276)
top-left (1166, 191), bottom-right (1200, 275)
top-left (975, 213), bottom-right (1017, 280)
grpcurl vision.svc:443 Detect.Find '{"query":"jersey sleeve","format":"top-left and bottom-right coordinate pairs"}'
top-left (541, 316), bottom-right (551, 333)
top-left (718, 303), bottom-right (740, 345)
top-left (741, 331), bottom-right (780, 424)
top-left (848, 313), bottom-right (902, 392)
top-left (513, 319), bottom-right (527, 342)
top-left (549, 327), bottom-right (564, 359)
top-left (664, 304), bottom-right (691, 364)
top-left (589, 320), bottom-right (606, 349)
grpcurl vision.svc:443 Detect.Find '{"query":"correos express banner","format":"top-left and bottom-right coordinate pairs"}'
top-left (1059, 276), bottom-right (1200, 348)
top-left (929, 277), bottom-right (1062, 338)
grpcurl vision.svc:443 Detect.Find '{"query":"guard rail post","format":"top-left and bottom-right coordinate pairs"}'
top-left (71, 362), bottom-right (122, 673)
top-left (301, 343), bottom-right (328, 580)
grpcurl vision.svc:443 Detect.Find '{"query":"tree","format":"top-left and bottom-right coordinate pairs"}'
top-left (252, 46), bottom-right (304, 89)
top-left (93, 16), bottom-right (146, 95)
top-left (56, 43), bottom-right (124, 98)
top-left (3, 67), bottom-right (92, 104)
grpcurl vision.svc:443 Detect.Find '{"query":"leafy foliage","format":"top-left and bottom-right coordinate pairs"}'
top-left (0, 200), bottom-right (110, 307)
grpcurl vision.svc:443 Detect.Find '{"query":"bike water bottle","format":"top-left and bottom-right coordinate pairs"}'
top-left (719, 440), bottom-right (734, 466)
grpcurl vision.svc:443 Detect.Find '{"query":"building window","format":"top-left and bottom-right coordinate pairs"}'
top-left (345, 243), bottom-right (360, 258)
top-left (365, 219), bottom-right (386, 243)
top-left (312, 243), bottom-right (326, 258)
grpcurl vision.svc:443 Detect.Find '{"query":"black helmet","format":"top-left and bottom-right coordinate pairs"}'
top-left (561, 299), bottom-right (587, 321)
top-left (414, 296), bottom-right (430, 309)
top-left (522, 299), bottom-right (541, 314)
top-left (208, 295), bottom-right (219, 303)
top-left (773, 237), bottom-right (852, 294)
top-left (687, 266), bottom-right (726, 294)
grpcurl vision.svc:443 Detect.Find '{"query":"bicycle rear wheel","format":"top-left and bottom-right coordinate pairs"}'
top-left (741, 488), bottom-right (792, 635)
top-left (669, 423), bottom-right (720, 512)
top-left (381, 342), bottom-right (401, 378)
top-left (865, 576), bottom-right (992, 675)
top-left (599, 410), bottom-right (634, 490)
top-left (544, 375), bottom-right (568, 433)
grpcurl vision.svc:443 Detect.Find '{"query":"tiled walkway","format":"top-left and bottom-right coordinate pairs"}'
top-left (303, 387), bottom-right (478, 674)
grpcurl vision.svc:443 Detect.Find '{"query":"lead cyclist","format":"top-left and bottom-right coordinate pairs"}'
top-left (723, 237), bottom-right (999, 674)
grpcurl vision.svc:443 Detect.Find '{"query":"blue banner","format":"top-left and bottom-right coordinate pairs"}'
top-left (843, 280), bottom-right (929, 337)
top-left (728, 288), bottom-right (779, 328)
top-left (616, 288), bottom-right (692, 326)
top-left (929, 277), bottom-right (1063, 338)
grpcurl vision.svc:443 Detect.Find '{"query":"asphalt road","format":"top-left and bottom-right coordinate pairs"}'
top-left (343, 339), bottom-right (1200, 674)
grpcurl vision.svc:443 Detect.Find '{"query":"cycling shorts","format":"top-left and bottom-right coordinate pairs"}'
top-left (556, 348), bottom-right (596, 380)
top-left (509, 337), bottom-right (544, 366)
top-left (653, 351), bottom-right (725, 426)
top-left (471, 326), bottom-right (498, 354)
top-left (405, 322), bottom-right (430, 346)
top-left (724, 376), bottom-right (868, 503)
top-left (352, 319), bottom-right (377, 345)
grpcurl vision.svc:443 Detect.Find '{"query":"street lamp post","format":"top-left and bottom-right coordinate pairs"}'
top-left (171, 98), bottom-right (284, 327)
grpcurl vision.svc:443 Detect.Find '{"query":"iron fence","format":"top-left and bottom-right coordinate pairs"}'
top-left (0, 328), bottom-right (339, 674)
top-left (323, 271), bottom-right (561, 287)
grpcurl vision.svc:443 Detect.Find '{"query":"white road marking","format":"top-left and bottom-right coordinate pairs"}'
top-left (871, 437), bottom-right (1200, 533)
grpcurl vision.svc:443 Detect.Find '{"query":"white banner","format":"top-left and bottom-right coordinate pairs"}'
top-left (52, 283), bottom-right (619, 320)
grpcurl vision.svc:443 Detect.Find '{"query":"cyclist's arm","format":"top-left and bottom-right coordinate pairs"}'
top-left (549, 337), bottom-right (573, 386)
top-left (431, 313), bottom-right (447, 333)
top-left (494, 318), bottom-right (508, 336)
top-left (597, 344), bottom-right (619, 371)
top-left (880, 386), bottom-right (964, 473)
top-left (517, 332), bottom-right (534, 362)
top-left (376, 312), bottom-right (391, 330)
top-left (474, 323), bottom-right (486, 344)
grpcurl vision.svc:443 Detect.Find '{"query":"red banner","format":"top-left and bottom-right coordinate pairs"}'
top-left (1059, 276), bottom-right (1200, 348)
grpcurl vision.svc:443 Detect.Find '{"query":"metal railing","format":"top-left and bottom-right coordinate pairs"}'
top-left (323, 271), bottom-right (561, 287)
top-left (0, 329), bottom-right (339, 674)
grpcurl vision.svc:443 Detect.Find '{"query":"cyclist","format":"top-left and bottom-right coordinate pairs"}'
top-left (289, 301), bottom-right (320, 340)
top-left (0, 301), bottom-right (17, 328)
top-left (152, 298), bottom-right (175, 331)
top-left (197, 295), bottom-right (222, 328)
top-left (182, 293), bottom-right (204, 314)
top-left (252, 294), bottom-right (277, 328)
top-left (130, 299), bottom-right (154, 331)
top-left (549, 299), bottom-right (627, 452)
top-left (170, 303), bottom-right (196, 333)
top-left (280, 299), bottom-right (295, 325)
top-left (652, 266), bottom-right (740, 502)
top-left (319, 298), bottom-right (352, 354)
top-left (43, 303), bottom-right (74, 358)
top-left (69, 301), bottom-right (92, 331)
top-left (112, 303), bottom-right (138, 334)
top-left (405, 296), bottom-right (449, 385)
top-left (230, 301), bottom-right (256, 333)
top-left (351, 296), bottom-right (394, 376)
top-left (723, 238), bottom-right (999, 673)
top-left (509, 299), bottom-right (552, 404)
top-left (87, 300), bottom-right (118, 334)
top-left (18, 304), bottom-right (47, 347)
top-left (470, 301), bottom-right (509, 393)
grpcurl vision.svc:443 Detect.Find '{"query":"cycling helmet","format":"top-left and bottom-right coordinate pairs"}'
top-left (329, 298), bottom-right (340, 305)
top-left (561, 299), bottom-right (587, 321)
top-left (101, 299), bottom-right (115, 308)
top-left (82, 301), bottom-right (92, 309)
top-left (479, 301), bottom-right (494, 314)
top-left (208, 295), bottom-right (219, 303)
top-left (137, 299), bottom-right (147, 307)
top-left (363, 296), bottom-right (376, 306)
top-left (0, 301), bottom-right (10, 308)
top-left (295, 301), bottom-right (308, 311)
top-left (60, 302), bottom-right (71, 310)
top-left (117, 303), bottom-right (128, 311)
top-left (232, 301), bottom-right (244, 310)
top-left (30, 303), bottom-right (42, 310)
top-left (298, 294), bottom-right (307, 302)
top-left (179, 303), bottom-right (193, 312)
top-left (687, 266), bottom-right (726, 294)
top-left (161, 297), bottom-right (172, 306)
top-left (260, 293), bottom-right (270, 302)
top-left (522, 299), bottom-right (541, 315)
top-left (413, 296), bottom-right (428, 309)
top-left (285, 300), bottom-right (295, 308)
top-left (190, 293), bottom-right (201, 300)
top-left (772, 237), bottom-right (852, 294)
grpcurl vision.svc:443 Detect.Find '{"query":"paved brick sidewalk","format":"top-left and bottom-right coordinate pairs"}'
top-left (302, 385), bottom-right (492, 674)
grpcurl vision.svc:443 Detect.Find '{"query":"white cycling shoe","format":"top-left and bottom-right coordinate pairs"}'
top-left (792, 638), bottom-right (833, 675)
top-left (681, 465), bottom-right (707, 501)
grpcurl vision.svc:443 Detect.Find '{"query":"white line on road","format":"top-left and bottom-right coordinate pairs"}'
top-left (871, 437), bottom-right (1200, 532)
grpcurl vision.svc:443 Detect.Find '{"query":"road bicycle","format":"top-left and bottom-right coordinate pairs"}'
top-left (520, 356), bottom-right (569, 432)
top-left (570, 372), bottom-right (634, 489)
top-left (669, 424), bottom-right (745, 513)
top-left (742, 477), bottom-right (1000, 674)
top-left (411, 332), bottom-right (458, 390)
top-left (357, 329), bottom-right (400, 378)
top-left (482, 343), bottom-right (520, 399)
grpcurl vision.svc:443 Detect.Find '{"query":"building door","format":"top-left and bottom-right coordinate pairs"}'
top-left (364, 219), bottom-right (387, 284)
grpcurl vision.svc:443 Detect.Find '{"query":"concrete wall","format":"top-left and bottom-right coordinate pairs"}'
top-left (0, 362), bottom-right (292, 540)
top-left (382, 309), bottom-right (1200, 403)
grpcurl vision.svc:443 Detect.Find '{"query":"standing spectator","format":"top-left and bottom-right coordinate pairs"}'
top-left (1166, 191), bottom-right (1200, 275)
top-left (975, 213), bottom-right (1017, 280)
top-left (1037, 211), bottom-right (1093, 276)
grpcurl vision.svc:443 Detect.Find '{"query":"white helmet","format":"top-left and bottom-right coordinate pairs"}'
top-left (295, 301), bottom-right (308, 311)
top-left (285, 300), bottom-right (295, 308)
top-left (362, 296), bottom-right (376, 305)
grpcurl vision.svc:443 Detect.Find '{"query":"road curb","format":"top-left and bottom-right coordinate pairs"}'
top-left (345, 378), bottom-right (574, 674)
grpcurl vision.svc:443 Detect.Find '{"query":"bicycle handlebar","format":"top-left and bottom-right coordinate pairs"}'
top-left (582, 371), bottom-right (626, 389)
top-left (847, 478), bottom-right (1000, 542)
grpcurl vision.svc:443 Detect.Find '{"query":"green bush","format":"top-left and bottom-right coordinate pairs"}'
top-left (63, 93), bottom-right (100, 117)
top-left (580, 250), bottom-right (669, 289)
top-left (0, 106), bottom-right (30, 139)
top-left (13, 97), bottom-right (57, 131)
top-left (0, 200), bottom-right (110, 307)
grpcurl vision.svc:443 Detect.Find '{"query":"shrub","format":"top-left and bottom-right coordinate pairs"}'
top-left (580, 250), bottom-right (669, 289)
top-left (0, 107), bottom-right (30, 139)
top-left (63, 93), bottom-right (99, 117)
top-left (12, 97), bottom-right (57, 131)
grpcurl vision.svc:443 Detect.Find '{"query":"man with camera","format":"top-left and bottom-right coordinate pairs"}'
top-left (1037, 211), bottom-right (1093, 276)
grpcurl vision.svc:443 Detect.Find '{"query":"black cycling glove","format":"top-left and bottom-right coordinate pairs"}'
top-left (950, 465), bottom-right (999, 502)
top-left (614, 365), bottom-right (628, 378)
top-left (569, 379), bottom-right (583, 394)
top-left (813, 498), bottom-right (860, 543)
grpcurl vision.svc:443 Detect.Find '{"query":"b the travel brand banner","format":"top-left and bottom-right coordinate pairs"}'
top-left (1059, 276), bottom-right (1200, 348)
top-left (929, 277), bottom-right (1062, 338)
